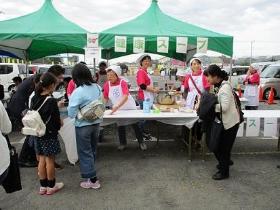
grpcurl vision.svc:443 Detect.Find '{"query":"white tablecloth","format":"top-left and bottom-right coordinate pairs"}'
top-left (102, 110), bottom-right (199, 129)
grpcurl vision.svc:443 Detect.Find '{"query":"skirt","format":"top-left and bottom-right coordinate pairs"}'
top-left (35, 136), bottom-right (61, 156)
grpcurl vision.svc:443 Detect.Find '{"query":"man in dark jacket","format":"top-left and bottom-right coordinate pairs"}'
top-left (8, 65), bottom-right (65, 167)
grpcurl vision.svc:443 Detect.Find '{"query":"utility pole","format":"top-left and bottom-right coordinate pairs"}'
top-left (250, 40), bottom-right (255, 64)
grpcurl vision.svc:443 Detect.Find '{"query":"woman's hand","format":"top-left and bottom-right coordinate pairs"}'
top-left (110, 105), bottom-right (119, 115)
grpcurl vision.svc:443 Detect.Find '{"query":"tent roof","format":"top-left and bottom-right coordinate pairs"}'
top-left (100, 0), bottom-right (233, 60)
top-left (0, 0), bottom-right (88, 60)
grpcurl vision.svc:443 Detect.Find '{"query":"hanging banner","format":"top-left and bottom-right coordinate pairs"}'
top-left (176, 37), bottom-right (188, 53)
top-left (115, 36), bottom-right (127, 52)
top-left (133, 37), bottom-right (145, 53)
top-left (246, 118), bottom-right (260, 137)
top-left (264, 118), bottom-right (278, 137)
top-left (236, 123), bottom-right (244, 137)
top-left (197, 37), bottom-right (208, 53)
top-left (85, 48), bottom-right (100, 64)
top-left (157, 37), bottom-right (169, 53)
top-left (87, 33), bottom-right (99, 48)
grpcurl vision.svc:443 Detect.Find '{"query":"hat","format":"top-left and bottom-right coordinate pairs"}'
top-left (176, 69), bottom-right (187, 77)
top-left (106, 65), bottom-right (122, 77)
top-left (250, 63), bottom-right (260, 72)
top-left (137, 54), bottom-right (151, 66)
top-left (189, 57), bottom-right (202, 66)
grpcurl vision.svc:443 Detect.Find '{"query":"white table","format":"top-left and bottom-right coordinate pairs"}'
top-left (102, 110), bottom-right (199, 161)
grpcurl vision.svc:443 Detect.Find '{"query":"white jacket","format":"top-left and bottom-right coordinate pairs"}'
top-left (0, 101), bottom-right (11, 176)
top-left (215, 81), bottom-right (240, 130)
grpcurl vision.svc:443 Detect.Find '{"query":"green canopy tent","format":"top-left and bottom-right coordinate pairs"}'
top-left (99, 0), bottom-right (233, 62)
top-left (0, 0), bottom-right (88, 61)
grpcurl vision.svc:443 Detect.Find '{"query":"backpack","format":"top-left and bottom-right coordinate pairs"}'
top-left (77, 86), bottom-right (105, 121)
top-left (232, 91), bottom-right (244, 123)
top-left (21, 96), bottom-right (51, 137)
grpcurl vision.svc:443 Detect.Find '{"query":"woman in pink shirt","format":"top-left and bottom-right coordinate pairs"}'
top-left (243, 64), bottom-right (260, 110)
top-left (184, 58), bottom-right (210, 110)
top-left (103, 65), bottom-right (147, 151)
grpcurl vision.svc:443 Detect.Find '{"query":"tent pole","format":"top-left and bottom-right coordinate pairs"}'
top-left (229, 56), bottom-right (233, 82)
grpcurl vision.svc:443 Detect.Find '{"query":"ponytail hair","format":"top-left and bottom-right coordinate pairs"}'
top-left (206, 64), bottom-right (229, 81)
top-left (35, 72), bottom-right (57, 95)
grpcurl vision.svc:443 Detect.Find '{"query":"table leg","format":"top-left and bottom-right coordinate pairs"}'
top-left (188, 128), bottom-right (192, 162)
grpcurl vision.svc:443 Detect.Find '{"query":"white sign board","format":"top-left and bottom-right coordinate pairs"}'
top-left (264, 118), bottom-right (278, 137)
top-left (87, 33), bottom-right (99, 48)
top-left (85, 47), bottom-right (99, 64)
top-left (237, 123), bottom-right (244, 137)
top-left (157, 37), bottom-right (169, 53)
top-left (115, 36), bottom-right (127, 52)
top-left (176, 37), bottom-right (188, 53)
top-left (197, 37), bottom-right (208, 53)
top-left (133, 37), bottom-right (145, 53)
top-left (246, 118), bottom-right (260, 137)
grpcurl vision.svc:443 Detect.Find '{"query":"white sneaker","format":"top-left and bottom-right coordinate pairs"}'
top-left (139, 142), bottom-right (147, 151)
top-left (46, 182), bottom-right (64, 195)
top-left (80, 179), bottom-right (101, 189)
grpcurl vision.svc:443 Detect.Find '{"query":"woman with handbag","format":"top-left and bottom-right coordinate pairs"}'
top-left (68, 63), bottom-right (103, 190)
top-left (205, 64), bottom-right (240, 180)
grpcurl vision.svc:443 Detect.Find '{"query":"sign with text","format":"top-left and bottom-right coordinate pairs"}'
top-left (246, 118), bottom-right (260, 137)
top-left (197, 37), bottom-right (208, 53)
top-left (264, 118), bottom-right (278, 137)
top-left (176, 37), bottom-right (188, 53)
top-left (115, 36), bottom-right (127, 52)
top-left (157, 37), bottom-right (169, 53)
top-left (133, 37), bottom-right (145, 53)
top-left (87, 33), bottom-right (99, 48)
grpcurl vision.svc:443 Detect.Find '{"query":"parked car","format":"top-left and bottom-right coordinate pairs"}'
top-left (260, 64), bottom-right (280, 99)
top-left (251, 62), bottom-right (276, 72)
top-left (224, 66), bottom-right (249, 90)
top-left (0, 63), bottom-right (29, 91)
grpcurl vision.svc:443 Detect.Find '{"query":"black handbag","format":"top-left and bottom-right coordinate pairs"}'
top-left (207, 103), bottom-right (224, 152)
top-left (2, 136), bottom-right (22, 193)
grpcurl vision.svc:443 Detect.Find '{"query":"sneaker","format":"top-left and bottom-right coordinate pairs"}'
top-left (139, 142), bottom-right (147, 151)
top-left (80, 179), bottom-right (101, 189)
top-left (118, 145), bottom-right (126, 151)
top-left (39, 187), bottom-right (47, 195)
top-left (46, 182), bottom-right (64, 195)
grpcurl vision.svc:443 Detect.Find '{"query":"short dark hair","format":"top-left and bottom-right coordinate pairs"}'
top-left (72, 63), bottom-right (94, 87)
top-left (48, 65), bottom-right (65, 77)
top-left (34, 73), bottom-right (42, 84)
top-left (35, 72), bottom-right (57, 94)
top-left (140, 55), bottom-right (151, 66)
top-left (206, 64), bottom-right (229, 81)
top-left (12, 76), bottom-right (22, 83)
top-left (98, 61), bottom-right (107, 68)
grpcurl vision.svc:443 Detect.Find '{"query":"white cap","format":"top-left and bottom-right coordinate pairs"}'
top-left (189, 57), bottom-right (202, 66)
top-left (106, 65), bottom-right (122, 77)
top-left (176, 69), bottom-right (187, 77)
top-left (250, 63), bottom-right (260, 72)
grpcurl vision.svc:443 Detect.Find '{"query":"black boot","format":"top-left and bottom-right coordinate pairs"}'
top-left (216, 160), bottom-right (234, 170)
top-left (212, 171), bottom-right (229, 180)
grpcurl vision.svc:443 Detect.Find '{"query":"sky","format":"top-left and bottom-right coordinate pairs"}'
top-left (0, 0), bottom-right (279, 61)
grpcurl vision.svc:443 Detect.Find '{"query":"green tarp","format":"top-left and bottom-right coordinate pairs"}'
top-left (0, 0), bottom-right (88, 60)
top-left (100, 0), bottom-right (233, 61)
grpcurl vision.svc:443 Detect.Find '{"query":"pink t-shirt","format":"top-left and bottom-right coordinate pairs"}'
top-left (103, 79), bottom-right (129, 100)
top-left (136, 68), bottom-right (151, 101)
top-left (244, 72), bottom-right (260, 85)
top-left (67, 79), bottom-right (76, 97)
top-left (184, 69), bottom-right (210, 91)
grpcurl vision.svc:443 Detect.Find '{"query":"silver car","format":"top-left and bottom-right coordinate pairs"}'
top-left (260, 64), bottom-right (280, 99)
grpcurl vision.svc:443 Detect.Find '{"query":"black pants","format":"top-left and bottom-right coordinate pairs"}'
top-left (118, 124), bottom-right (144, 145)
top-left (18, 136), bottom-right (37, 163)
top-left (245, 106), bottom-right (258, 110)
top-left (214, 123), bottom-right (239, 175)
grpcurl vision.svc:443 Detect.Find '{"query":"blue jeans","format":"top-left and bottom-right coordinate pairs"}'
top-left (75, 124), bottom-right (100, 179)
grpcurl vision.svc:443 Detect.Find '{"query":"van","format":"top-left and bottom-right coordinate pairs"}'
top-left (0, 63), bottom-right (28, 91)
top-left (260, 64), bottom-right (280, 99)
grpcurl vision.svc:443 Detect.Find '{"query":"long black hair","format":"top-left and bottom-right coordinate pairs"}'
top-left (205, 64), bottom-right (229, 81)
top-left (72, 63), bottom-right (94, 87)
top-left (35, 72), bottom-right (57, 95)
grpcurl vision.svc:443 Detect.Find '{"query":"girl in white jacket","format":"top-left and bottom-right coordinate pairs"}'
top-left (0, 101), bottom-right (12, 184)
